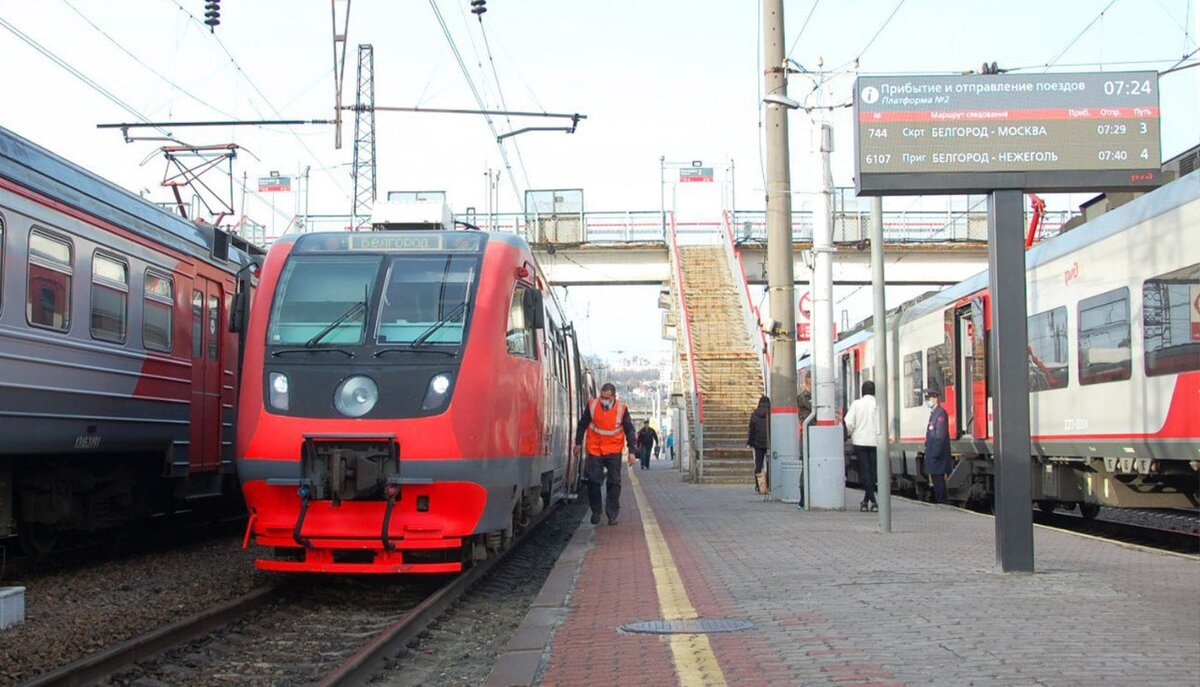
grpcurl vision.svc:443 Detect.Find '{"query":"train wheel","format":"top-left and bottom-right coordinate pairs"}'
top-left (19, 523), bottom-right (58, 557)
top-left (1078, 503), bottom-right (1101, 520)
top-left (1036, 500), bottom-right (1057, 514)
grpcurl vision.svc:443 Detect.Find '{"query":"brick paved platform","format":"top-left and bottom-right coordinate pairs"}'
top-left (488, 463), bottom-right (1199, 687)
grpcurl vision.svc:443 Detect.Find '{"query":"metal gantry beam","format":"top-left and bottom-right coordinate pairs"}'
top-left (351, 44), bottom-right (376, 231)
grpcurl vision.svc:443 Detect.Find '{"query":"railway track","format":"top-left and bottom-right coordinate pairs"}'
top-left (1032, 506), bottom-right (1200, 555)
top-left (19, 503), bottom-right (565, 687)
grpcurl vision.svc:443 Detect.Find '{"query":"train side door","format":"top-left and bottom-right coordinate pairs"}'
top-left (954, 299), bottom-right (988, 438)
top-left (188, 278), bottom-right (224, 472)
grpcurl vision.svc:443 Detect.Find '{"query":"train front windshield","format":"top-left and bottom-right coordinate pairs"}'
top-left (267, 232), bottom-right (484, 353)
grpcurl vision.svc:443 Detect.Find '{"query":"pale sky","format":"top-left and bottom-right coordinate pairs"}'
top-left (1, 0), bottom-right (1197, 364)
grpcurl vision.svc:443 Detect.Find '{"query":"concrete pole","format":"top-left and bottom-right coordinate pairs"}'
top-left (763, 0), bottom-right (801, 503)
top-left (870, 197), bottom-right (891, 532)
top-left (807, 122), bottom-right (845, 509)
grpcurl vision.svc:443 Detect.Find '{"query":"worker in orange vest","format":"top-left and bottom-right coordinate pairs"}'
top-left (573, 382), bottom-right (637, 526)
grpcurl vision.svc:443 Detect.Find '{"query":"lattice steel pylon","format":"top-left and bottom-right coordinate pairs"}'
top-left (351, 43), bottom-right (376, 230)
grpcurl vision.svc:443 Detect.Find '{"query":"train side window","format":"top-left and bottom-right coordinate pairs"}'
top-left (1142, 263), bottom-right (1200, 376)
top-left (90, 252), bottom-right (128, 343)
top-left (0, 214), bottom-right (5, 313)
top-left (144, 270), bottom-right (174, 352)
top-left (1077, 287), bottom-right (1131, 385)
top-left (926, 343), bottom-right (952, 394)
top-left (1028, 306), bottom-right (1069, 391)
top-left (902, 351), bottom-right (923, 407)
top-left (506, 285), bottom-right (535, 359)
top-left (27, 229), bottom-right (72, 332)
top-left (208, 294), bottom-right (220, 360)
top-left (192, 290), bottom-right (203, 357)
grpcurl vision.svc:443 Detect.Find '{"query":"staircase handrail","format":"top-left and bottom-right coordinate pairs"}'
top-left (667, 212), bottom-right (704, 477)
top-left (721, 210), bottom-right (770, 388)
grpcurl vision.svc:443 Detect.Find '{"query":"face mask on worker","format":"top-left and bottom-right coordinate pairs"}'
top-left (600, 398), bottom-right (615, 410)
top-left (927, 398), bottom-right (937, 409)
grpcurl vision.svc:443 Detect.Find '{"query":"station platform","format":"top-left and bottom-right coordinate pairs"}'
top-left (486, 463), bottom-right (1199, 687)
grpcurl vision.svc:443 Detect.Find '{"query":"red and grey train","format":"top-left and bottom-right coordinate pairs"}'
top-left (822, 171), bottom-right (1199, 513)
top-left (0, 126), bottom-right (261, 554)
top-left (236, 224), bottom-right (590, 573)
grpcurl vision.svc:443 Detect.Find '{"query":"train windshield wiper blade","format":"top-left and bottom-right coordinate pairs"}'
top-left (374, 347), bottom-right (456, 358)
top-left (272, 348), bottom-right (354, 358)
top-left (305, 300), bottom-right (367, 348)
top-left (410, 301), bottom-right (469, 349)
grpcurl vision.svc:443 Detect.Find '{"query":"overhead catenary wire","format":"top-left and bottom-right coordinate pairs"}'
top-left (429, 0), bottom-right (523, 209)
top-left (0, 15), bottom-right (177, 141)
top-left (785, 0), bottom-right (822, 60)
top-left (478, 17), bottom-right (532, 191)
top-left (1044, 0), bottom-right (1120, 71)
top-left (163, 0), bottom-right (351, 200)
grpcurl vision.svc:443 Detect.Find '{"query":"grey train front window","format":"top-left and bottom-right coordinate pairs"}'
top-left (375, 254), bottom-right (477, 346)
top-left (267, 255), bottom-right (383, 346)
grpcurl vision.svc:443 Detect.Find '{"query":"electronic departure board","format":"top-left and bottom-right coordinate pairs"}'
top-left (853, 71), bottom-right (1162, 195)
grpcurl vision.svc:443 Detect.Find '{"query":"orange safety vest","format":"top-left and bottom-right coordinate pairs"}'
top-left (585, 398), bottom-right (627, 456)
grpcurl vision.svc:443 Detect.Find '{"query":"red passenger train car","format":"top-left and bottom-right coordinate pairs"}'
top-left (237, 226), bottom-right (588, 573)
top-left (0, 126), bottom-right (261, 554)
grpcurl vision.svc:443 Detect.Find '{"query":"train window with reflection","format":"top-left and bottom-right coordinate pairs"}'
top-left (926, 343), bottom-right (953, 395)
top-left (268, 255), bottom-right (382, 346)
top-left (506, 285), bottom-right (536, 359)
top-left (1028, 306), bottom-right (1069, 391)
top-left (207, 294), bottom-right (219, 360)
top-left (143, 270), bottom-right (174, 352)
top-left (1142, 263), bottom-right (1200, 377)
top-left (374, 254), bottom-right (478, 347)
top-left (90, 252), bottom-right (128, 343)
top-left (1077, 287), bottom-right (1131, 385)
top-left (27, 229), bottom-right (72, 332)
top-left (902, 351), bottom-right (923, 407)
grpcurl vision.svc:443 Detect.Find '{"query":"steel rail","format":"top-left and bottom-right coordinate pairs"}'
top-left (18, 584), bottom-right (282, 687)
top-left (316, 503), bottom-right (559, 686)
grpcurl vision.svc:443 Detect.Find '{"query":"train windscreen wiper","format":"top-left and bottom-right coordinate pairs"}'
top-left (409, 301), bottom-right (470, 349)
top-left (272, 348), bottom-right (354, 358)
top-left (305, 300), bottom-right (367, 348)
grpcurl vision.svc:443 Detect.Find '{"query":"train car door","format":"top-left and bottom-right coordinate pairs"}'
top-left (188, 278), bottom-right (224, 472)
top-left (954, 298), bottom-right (988, 438)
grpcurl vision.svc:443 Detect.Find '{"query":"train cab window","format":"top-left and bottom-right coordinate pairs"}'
top-left (27, 230), bottom-right (72, 331)
top-left (374, 254), bottom-right (476, 348)
top-left (143, 270), bottom-right (174, 352)
top-left (90, 252), bottom-right (128, 343)
top-left (1077, 287), bottom-right (1131, 385)
top-left (270, 255), bottom-right (382, 346)
top-left (192, 290), bottom-right (203, 357)
top-left (1142, 263), bottom-right (1200, 376)
top-left (506, 285), bottom-right (536, 359)
top-left (1028, 306), bottom-right (1069, 391)
top-left (902, 351), bottom-right (923, 407)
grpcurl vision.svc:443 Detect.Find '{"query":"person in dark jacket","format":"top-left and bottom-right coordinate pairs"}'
top-left (635, 421), bottom-right (658, 470)
top-left (747, 395), bottom-right (771, 493)
top-left (923, 388), bottom-right (953, 503)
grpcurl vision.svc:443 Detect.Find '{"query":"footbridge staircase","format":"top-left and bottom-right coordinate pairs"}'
top-left (667, 216), bottom-right (767, 484)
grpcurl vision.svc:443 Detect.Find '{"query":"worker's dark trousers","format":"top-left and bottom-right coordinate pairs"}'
top-left (931, 473), bottom-right (948, 503)
top-left (584, 453), bottom-right (622, 521)
top-left (639, 447), bottom-right (651, 469)
top-left (853, 445), bottom-right (878, 505)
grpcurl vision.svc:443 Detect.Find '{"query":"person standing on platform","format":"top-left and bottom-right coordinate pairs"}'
top-left (574, 383), bottom-right (636, 525)
top-left (636, 421), bottom-right (658, 471)
top-left (747, 395), bottom-right (771, 494)
top-left (665, 430), bottom-right (675, 462)
top-left (923, 388), bottom-right (953, 504)
top-left (843, 381), bottom-right (880, 511)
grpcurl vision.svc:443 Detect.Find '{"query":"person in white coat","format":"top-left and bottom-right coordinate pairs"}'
top-left (843, 380), bottom-right (879, 512)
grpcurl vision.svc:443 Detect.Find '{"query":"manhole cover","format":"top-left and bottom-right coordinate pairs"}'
top-left (621, 618), bottom-right (756, 634)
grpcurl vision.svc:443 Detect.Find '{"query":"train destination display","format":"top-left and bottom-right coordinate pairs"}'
top-left (854, 71), bottom-right (1162, 194)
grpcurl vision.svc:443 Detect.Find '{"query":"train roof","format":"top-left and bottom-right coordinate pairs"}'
top-left (0, 125), bottom-right (261, 268)
top-left (894, 172), bottom-right (1200, 326)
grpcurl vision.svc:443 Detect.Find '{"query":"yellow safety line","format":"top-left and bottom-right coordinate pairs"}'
top-left (629, 470), bottom-right (728, 687)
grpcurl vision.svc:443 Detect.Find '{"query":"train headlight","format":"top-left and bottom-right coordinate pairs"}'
top-left (269, 372), bottom-right (289, 411)
top-left (334, 375), bottom-right (379, 417)
top-left (422, 372), bottom-right (453, 410)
